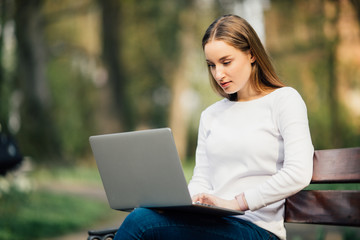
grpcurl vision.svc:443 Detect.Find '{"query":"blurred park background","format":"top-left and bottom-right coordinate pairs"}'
top-left (0, 0), bottom-right (360, 239)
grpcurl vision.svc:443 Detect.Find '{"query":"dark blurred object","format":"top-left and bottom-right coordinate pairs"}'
top-left (0, 131), bottom-right (23, 176)
top-left (87, 228), bottom-right (117, 240)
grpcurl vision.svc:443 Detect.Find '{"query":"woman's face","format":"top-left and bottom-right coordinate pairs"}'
top-left (204, 40), bottom-right (255, 101)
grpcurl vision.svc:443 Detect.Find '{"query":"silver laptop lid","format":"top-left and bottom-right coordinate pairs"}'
top-left (89, 128), bottom-right (192, 211)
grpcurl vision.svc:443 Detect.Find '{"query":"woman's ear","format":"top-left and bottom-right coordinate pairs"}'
top-left (250, 50), bottom-right (256, 63)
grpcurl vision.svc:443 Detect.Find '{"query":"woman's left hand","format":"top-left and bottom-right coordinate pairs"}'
top-left (192, 193), bottom-right (241, 211)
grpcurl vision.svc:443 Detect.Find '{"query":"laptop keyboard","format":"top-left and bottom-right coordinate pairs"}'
top-left (193, 201), bottom-right (214, 208)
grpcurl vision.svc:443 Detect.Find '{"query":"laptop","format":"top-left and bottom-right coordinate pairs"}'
top-left (89, 128), bottom-right (244, 216)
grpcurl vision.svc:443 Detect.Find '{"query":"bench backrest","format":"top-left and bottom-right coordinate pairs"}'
top-left (284, 147), bottom-right (360, 226)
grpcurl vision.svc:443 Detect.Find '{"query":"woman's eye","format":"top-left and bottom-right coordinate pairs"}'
top-left (223, 61), bottom-right (231, 65)
top-left (208, 64), bottom-right (215, 68)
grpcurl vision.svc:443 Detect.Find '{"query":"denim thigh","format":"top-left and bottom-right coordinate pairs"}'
top-left (114, 208), bottom-right (279, 240)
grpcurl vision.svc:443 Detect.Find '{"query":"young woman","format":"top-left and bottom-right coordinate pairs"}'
top-left (114, 14), bottom-right (313, 240)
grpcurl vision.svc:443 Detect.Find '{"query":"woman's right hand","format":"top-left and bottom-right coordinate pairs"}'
top-left (192, 193), bottom-right (246, 211)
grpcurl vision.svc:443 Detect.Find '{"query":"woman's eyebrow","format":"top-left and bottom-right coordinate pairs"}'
top-left (206, 55), bottom-right (232, 63)
top-left (219, 55), bottom-right (231, 61)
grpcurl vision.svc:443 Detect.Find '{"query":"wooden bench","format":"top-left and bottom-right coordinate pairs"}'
top-left (87, 147), bottom-right (360, 240)
top-left (285, 147), bottom-right (360, 227)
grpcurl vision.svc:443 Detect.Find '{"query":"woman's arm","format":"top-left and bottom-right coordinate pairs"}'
top-left (188, 112), bottom-right (213, 196)
top-left (244, 88), bottom-right (314, 211)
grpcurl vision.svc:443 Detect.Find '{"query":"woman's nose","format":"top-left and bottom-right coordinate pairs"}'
top-left (214, 67), bottom-right (225, 81)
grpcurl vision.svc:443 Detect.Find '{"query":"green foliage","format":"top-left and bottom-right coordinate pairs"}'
top-left (181, 158), bottom-right (195, 183)
top-left (268, 0), bottom-right (360, 150)
top-left (47, 57), bottom-right (97, 162)
top-left (119, 0), bottom-right (188, 128)
top-left (0, 189), bottom-right (109, 240)
top-left (34, 164), bottom-right (103, 186)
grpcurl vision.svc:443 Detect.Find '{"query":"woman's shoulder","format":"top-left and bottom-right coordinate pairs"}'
top-left (271, 86), bottom-right (308, 115)
top-left (272, 86), bottom-right (301, 97)
top-left (270, 86), bottom-right (305, 104)
top-left (199, 98), bottom-right (231, 121)
top-left (202, 98), bottom-right (230, 113)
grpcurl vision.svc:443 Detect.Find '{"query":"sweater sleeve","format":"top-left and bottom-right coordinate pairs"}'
top-left (244, 88), bottom-right (314, 211)
top-left (188, 112), bottom-right (213, 197)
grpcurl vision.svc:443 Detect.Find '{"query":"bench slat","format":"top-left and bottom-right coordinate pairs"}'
top-left (312, 147), bottom-right (360, 183)
top-left (285, 190), bottom-right (360, 226)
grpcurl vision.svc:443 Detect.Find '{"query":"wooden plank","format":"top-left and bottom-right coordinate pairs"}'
top-left (285, 190), bottom-right (360, 226)
top-left (312, 147), bottom-right (360, 183)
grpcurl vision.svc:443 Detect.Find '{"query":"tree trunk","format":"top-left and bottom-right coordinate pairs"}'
top-left (324, 0), bottom-right (341, 147)
top-left (169, 3), bottom-right (196, 161)
top-left (0, 0), bottom-right (13, 133)
top-left (15, 0), bottom-right (61, 160)
top-left (98, 0), bottom-right (134, 131)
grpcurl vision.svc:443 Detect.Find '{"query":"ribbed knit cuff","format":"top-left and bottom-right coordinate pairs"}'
top-left (235, 193), bottom-right (248, 211)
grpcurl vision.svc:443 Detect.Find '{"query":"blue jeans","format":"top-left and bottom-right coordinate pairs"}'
top-left (114, 208), bottom-right (279, 240)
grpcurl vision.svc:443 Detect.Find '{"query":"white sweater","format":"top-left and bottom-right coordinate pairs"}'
top-left (188, 87), bottom-right (314, 240)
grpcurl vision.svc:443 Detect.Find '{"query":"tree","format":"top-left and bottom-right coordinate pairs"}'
top-left (97, 0), bottom-right (134, 131)
top-left (0, 0), bottom-right (14, 134)
top-left (14, 0), bottom-right (61, 160)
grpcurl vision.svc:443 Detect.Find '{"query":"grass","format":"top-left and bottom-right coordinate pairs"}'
top-left (0, 162), bottom-right (115, 240)
top-left (32, 164), bottom-right (103, 186)
top-left (0, 188), bottom-right (111, 240)
top-left (0, 160), bottom-right (195, 240)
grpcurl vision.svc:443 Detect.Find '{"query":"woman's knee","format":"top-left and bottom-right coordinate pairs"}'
top-left (115, 208), bottom-right (161, 240)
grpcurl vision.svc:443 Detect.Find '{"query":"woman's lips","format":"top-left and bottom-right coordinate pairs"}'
top-left (220, 81), bottom-right (231, 88)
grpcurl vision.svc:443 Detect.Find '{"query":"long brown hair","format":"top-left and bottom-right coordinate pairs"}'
top-left (202, 14), bottom-right (284, 101)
